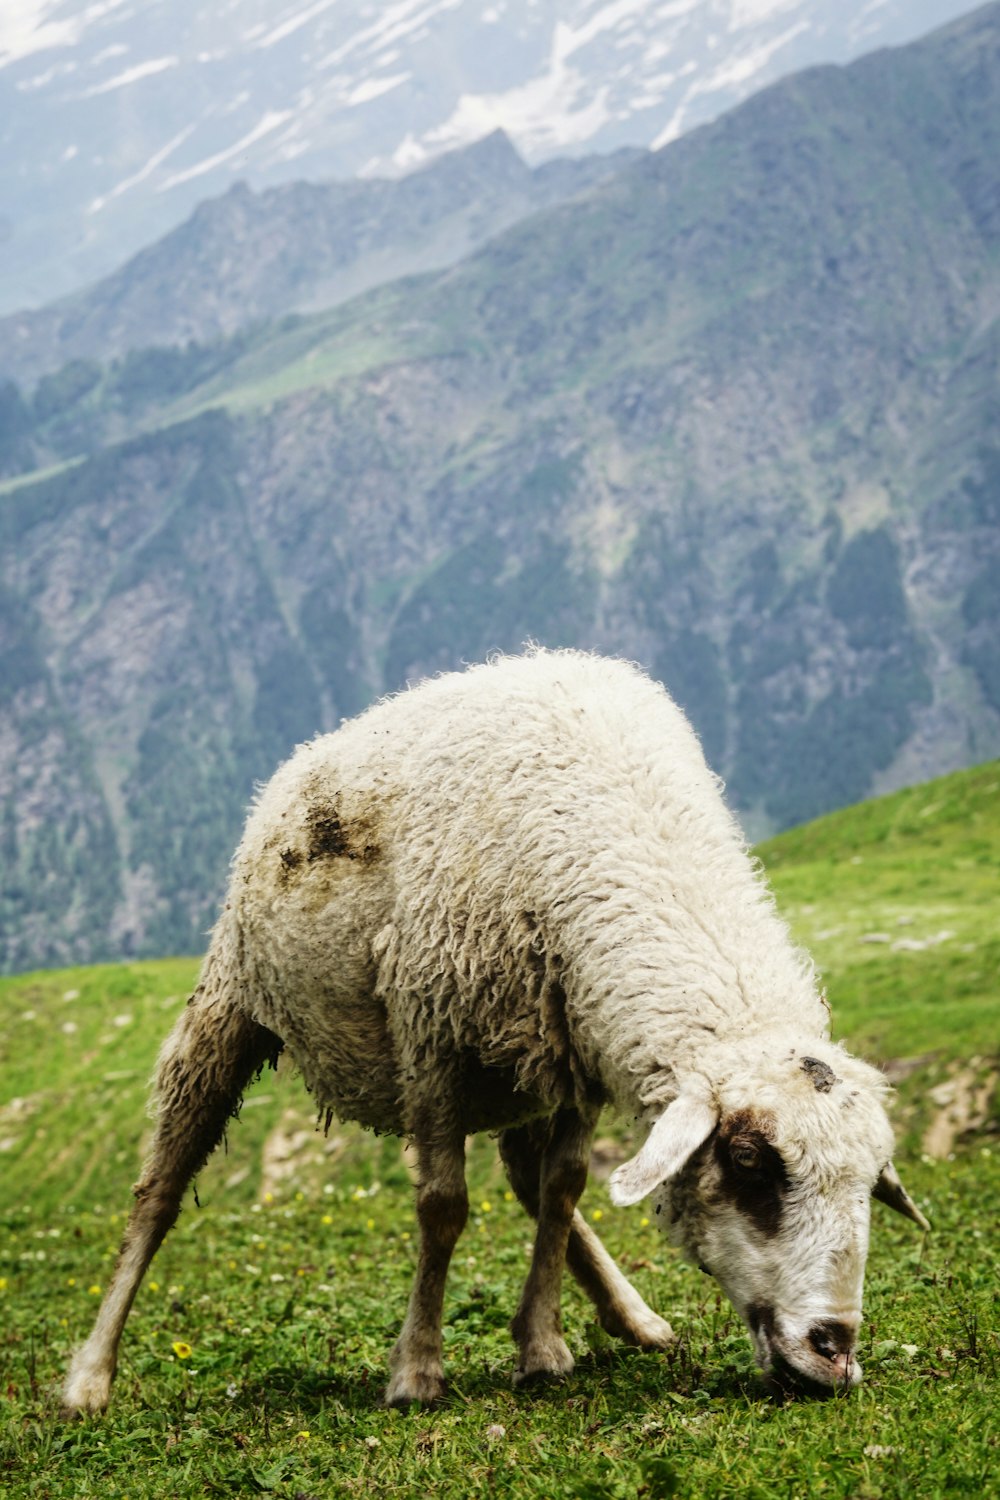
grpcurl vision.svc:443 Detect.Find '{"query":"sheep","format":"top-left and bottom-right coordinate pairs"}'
top-left (62, 647), bottom-right (928, 1415)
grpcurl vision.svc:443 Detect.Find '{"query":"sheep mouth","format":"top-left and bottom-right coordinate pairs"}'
top-left (764, 1351), bottom-right (855, 1401)
top-left (753, 1328), bottom-right (860, 1400)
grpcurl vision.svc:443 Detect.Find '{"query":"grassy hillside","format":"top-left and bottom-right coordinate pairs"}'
top-left (0, 764), bottom-right (996, 1496)
top-left (763, 758), bottom-right (1000, 1064)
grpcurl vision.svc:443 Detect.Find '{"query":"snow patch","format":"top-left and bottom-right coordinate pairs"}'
top-left (159, 110), bottom-right (294, 191)
top-left (81, 55), bottom-right (180, 97)
top-left (254, 0), bottom-right (342, 51)
top-left (16, 58), bottom-right (78, 92)
top-left (729, 0), bottom-right (805, 28)
top-left (402, 10), bottom-right (627, 163)
top-left (696, 19), bottom-right (810, 89)
top-left (347, 71), bottom-right (411, 106)
top-left (88, 123), bottom-right (196, 213)
top-left (318, 0), bottom-right (463, 72)
top-left (0, 0), bottom-right (81, 68)
top-left (650, 20), bottom-right (808, 147)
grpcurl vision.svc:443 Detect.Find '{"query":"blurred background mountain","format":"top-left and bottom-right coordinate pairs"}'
top-left (0, 1), bottom-right (997, 972)
top-left (0, 0), bottom-right (978, 315)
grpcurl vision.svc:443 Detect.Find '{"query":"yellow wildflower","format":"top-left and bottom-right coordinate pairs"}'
top-left (172, 1341), bottom-right (193, 1360)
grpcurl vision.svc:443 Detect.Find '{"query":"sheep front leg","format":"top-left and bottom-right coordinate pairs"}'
top-left (385, 1131), bottom-right (468, 1407)
top-left (509, 1107), bottom-right (597, 1384)
top-left (501, 1120), bottom-right (674, 1352)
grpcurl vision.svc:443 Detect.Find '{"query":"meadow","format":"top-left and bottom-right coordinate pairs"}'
top-left (1, 763), bottom-right (997, 1498)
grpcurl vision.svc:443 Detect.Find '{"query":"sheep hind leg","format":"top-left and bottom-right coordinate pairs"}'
top-left (504, 1106), bottom-right (597, 1384)
top-left (385, 1130), bottom-right (468, 1408)
top-left (61, 986), bottom-right (281, 1417)
top-left (500, 1119), bottom-right (673, 1356)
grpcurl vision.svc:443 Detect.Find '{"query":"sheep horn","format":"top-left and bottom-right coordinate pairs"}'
top-left (872, 1160), bottom-right (930, 1231)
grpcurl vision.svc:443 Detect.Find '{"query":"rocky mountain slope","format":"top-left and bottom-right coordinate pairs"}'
top-left (0, 130), bottom-right (642, 390)
top-left (0, 0), bottom-right (980, 314)
top-left (0, 1), bottom-right (998, 972)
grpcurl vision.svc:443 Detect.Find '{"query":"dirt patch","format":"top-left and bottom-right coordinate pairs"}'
top-left (922, 1061), bottom-right (998, 1158)
top-left (305, 803), bottom-right (380, 865)
top-left (259, 1109), bottom-right (348, 1199)
top-left (880, 1053), bottom-right (940, 1084)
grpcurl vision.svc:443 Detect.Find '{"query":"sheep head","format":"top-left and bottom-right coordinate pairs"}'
top-left (609, 1041), bottom-right (927, 1395)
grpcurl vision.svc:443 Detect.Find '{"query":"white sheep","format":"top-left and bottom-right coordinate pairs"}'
top-left (63, 648), bottom-right (927, 1415)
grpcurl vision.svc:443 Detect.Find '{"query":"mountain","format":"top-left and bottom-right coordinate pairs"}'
top-left (0, 0), bottom-right (981, 315)
top-left (0, 131), bottom-right (642, 390)
top-left (0, 2), bottom-right (998, 973)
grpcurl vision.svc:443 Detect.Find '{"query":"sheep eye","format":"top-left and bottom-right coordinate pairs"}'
top-left (731, 1140), bottom-right (761, 1171)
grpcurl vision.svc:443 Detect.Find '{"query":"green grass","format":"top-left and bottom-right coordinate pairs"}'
top-left (1, 763), bottom-right (997, 1497)
top-left (159, 285), bottom-right (445, 422)
top-left (761, 759), bottom-right (999, 1068)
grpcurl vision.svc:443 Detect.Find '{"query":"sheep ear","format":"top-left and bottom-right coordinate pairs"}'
top-left (872, 1160), bottom-right (930, 1232)
top-left (609, 1094), bottom-right (718, 1207)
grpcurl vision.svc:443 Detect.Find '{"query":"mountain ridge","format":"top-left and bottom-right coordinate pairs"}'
top-left (0, 0), bottom-right (982, 315)
top-left (0, 130), bottom-right (643, 391)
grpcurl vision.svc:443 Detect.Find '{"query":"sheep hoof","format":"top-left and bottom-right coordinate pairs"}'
top-left (383, 1368), bottom-right (448, 1408)
top-left (606, 1312), bottom-right (676, 1350)
top-left (513, 1338), bottom-right (575, 1386)
top-left (60, 1361), bottom-right (113, 1417)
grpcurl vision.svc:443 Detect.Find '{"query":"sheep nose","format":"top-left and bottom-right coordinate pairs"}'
top-left (808, 1320), bottom-right (856, 1379)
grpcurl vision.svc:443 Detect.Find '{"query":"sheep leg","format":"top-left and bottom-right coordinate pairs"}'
top-left (62, 984), bottom-right (280, 1416)
top-left (385, 1130), bottom-right (468, 1407)
top-left (507, 1106), bottom-right (597, 1383)
top-left (500, 1120), bottom-right (674, 1352)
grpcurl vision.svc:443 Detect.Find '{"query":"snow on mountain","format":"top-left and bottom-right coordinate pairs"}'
top-left (0, 0), bottom-right (980, 314)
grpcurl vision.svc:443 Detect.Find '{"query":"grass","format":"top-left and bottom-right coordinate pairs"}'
top-left (1, 762), bottom-right (998, 1497)
top-left (761, 760), bottom-right (999, 1073)
top-left (159, 285), bottom-right (446, 423)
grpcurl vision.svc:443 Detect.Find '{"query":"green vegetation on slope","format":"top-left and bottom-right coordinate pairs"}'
top-left (761, 758), bottom-right (999, 1069)
top-left (0, 764), bottom-right (996, 1496)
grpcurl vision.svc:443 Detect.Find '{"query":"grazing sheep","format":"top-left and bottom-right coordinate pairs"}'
top-left (62, 648), bottom-right (927, 1415)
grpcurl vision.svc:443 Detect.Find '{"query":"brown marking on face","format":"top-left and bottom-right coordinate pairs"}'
top-left (712, 1108), bottom-right (789, 1238)
top-left (746, 1302), bottom-right (776, 1342)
